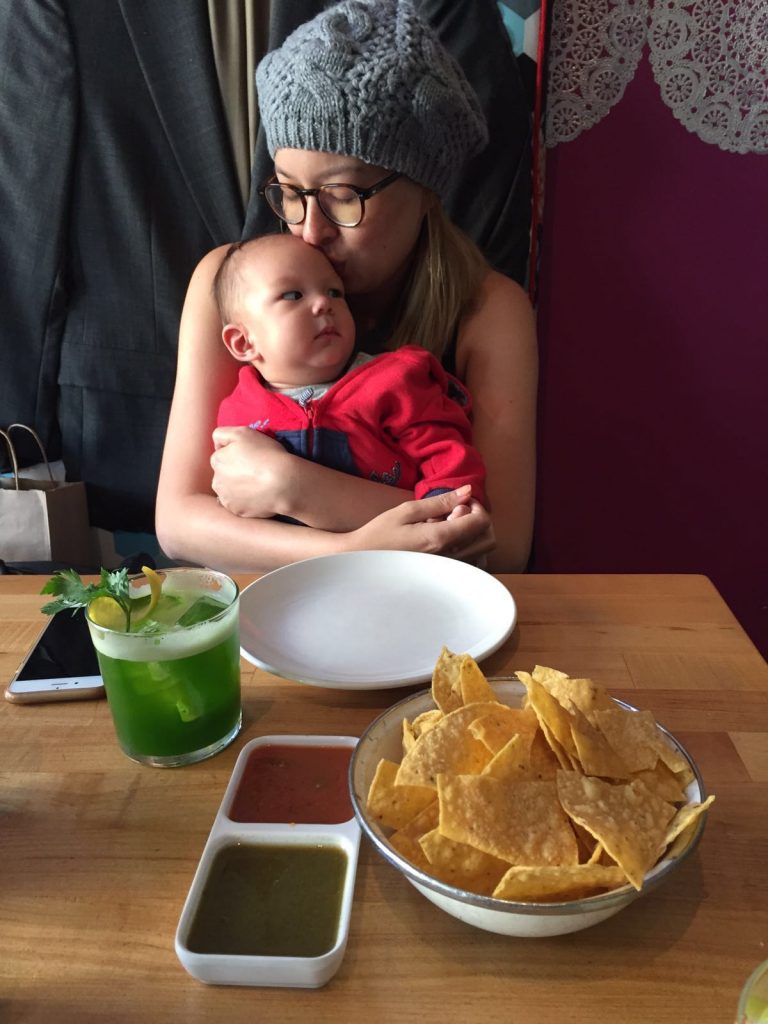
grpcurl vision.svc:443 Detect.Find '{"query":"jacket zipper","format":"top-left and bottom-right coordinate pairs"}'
top-left (305, 401), bottom-right (315, 459)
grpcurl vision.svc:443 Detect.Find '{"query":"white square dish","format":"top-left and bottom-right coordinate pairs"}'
top-left (175, 735), bottom-right (360, 987)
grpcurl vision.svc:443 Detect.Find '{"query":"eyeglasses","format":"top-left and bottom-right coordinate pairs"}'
top-left (259, 171), bottom-right (402, 228)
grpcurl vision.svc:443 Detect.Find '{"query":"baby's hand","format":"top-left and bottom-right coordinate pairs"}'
top-left (426, 488), bottom-right (476, 523)
top-left (211, 425), bottom-right (295, 518)
top-left (445, 502), bottom-right (472, 521)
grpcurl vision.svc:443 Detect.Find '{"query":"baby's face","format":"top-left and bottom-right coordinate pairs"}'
top-left (238, 238), bottom-right (356, 388)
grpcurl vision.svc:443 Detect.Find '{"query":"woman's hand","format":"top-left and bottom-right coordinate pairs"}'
top-left (211, 424), bottom-right (449, 533)
top-left (211, 426), bottom-right (298, 519)
top-left (348, 486), bottom-right (495, 562)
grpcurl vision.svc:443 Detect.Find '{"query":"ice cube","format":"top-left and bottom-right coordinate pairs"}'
top-left (176, 596), bottom-right (227, 628)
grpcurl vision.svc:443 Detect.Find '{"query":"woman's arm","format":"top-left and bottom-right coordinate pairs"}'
top-left (210, 424), bottom-right (409, 530)
top-left (455, 270), bottom-right (538, 572)
top-left (155, 248), bottom-right (494, 570)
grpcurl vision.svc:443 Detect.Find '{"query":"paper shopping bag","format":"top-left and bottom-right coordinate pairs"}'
top-left (0, 424), bottom-right (97, 564)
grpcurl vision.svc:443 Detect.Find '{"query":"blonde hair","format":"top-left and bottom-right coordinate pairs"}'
top-left (388, 204), bottom-right (488, 358)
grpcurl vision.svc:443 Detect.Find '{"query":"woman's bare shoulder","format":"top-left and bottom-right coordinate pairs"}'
top-left (188, 243), bottom-right (234, 288)
top-left (176, 243), bottom-right (241, 382)
top-left (478, 269), bottom-right (534, 322)
top-left (456, 269), bottom-right (536, 372)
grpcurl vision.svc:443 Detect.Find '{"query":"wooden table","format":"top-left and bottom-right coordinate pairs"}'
top-left (2, 573), bottom-right (766, 1024)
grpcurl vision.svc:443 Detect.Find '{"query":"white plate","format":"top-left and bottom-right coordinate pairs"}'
top-left (238, 551), bottom-right (517, 689)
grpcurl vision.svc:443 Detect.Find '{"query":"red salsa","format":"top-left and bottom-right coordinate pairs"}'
top-left (228, 743), bottom-right (353, 824)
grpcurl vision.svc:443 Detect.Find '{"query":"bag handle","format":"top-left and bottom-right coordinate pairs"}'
top-left (0, 429), bottom-right (21, 490)
top-left (1, 424), bottom-right (55, 486)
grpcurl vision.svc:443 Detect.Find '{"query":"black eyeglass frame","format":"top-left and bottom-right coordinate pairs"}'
top-left (258, 170), bottom-right (403, 228)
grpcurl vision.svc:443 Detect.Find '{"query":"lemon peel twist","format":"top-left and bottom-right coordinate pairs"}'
top-left (87, 566), bottom-right (163, 631)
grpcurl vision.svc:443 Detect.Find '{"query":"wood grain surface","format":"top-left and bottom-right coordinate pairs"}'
top-left (1, 573), bottom-right (766, 1024)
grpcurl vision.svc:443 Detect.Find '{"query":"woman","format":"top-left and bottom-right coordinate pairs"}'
top-left (156, 0), bottom-right (537, 573)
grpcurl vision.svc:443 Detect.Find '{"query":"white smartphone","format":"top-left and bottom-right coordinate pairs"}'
top-left (4, 608), bottom-right (105, 704)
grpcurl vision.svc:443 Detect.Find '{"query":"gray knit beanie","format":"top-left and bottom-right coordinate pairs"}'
top-left (256, 0), bottom-right (489, 198)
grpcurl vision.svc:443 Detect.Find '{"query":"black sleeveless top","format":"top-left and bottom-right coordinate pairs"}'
top-left (356, 323), bottom-right (459, 377)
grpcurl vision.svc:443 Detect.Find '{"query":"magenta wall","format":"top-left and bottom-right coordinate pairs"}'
top-left (532, 58), bottom-right (768, 657)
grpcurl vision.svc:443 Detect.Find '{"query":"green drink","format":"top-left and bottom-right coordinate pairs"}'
top-left (87, 568), bottom-right (242, 767)
top-left (738, 960), bottom-right (768, 1023)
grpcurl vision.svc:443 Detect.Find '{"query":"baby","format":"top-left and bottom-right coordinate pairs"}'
top-left (213, 234), bottom-right (486, 505)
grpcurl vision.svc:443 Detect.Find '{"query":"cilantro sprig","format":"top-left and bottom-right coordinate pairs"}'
top-left (41, 567), bottom-right (133, 630)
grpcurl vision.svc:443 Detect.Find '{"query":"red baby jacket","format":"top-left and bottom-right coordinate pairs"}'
top-left (217, 346), bottom-right (486, 504)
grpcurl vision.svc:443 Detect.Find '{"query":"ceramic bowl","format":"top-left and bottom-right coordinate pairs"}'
top-left (349, 680), bottom-right (708, 938)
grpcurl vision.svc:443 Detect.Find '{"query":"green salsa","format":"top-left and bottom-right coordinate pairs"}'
top-left (187, 843), bottom-right (348, 958)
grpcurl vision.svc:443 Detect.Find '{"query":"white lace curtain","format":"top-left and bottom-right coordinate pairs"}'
top-left (544, 0), bottom-right (768, 153)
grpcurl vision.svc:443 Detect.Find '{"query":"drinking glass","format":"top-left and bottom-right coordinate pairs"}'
top-left (737, 959), bottom-right (768, 1024)
top-left (87, 567), bottom-right (242, 767)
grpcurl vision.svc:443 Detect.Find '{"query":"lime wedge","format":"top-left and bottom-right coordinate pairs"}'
top-left (745, 994), bottom-right (768, 1022)
top-left (131, 566), bottom-right (163, 624)
top-left (88, 567), bottom-right (164, 631)
top-left (88, 596), bottom-right (128, 630)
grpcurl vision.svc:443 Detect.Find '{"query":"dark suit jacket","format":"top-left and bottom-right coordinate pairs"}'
top-left (0, 0), bottom-right (531, 533)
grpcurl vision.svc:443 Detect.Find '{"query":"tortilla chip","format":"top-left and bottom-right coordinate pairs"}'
top-left (592, 706), bottom-right (691, 778)
top-left (402, 719), bottom-right (417, 754)
top-left (659, 796), bottom-right (716, 855)
top-left (569, 710), bottom-right (631, 779)
top-left (556, 770), bottom-right (676, 890)
top-left (395, 702), bottom-right (498, 789)
top-left (388, 801), bottom-right (439, 872)
top-left (673, 763), bottom-right (696, 790)
top-left (418, 828), bottom-right (510, 895)
top-left (529, 728), bottom-right (561, 780)
top-left (366, 758), bottom-right (436, 830)
top-left (403, 709), bottom-right (443, 753)
top-left (532, 666), bottom-right (614, 719)
top-left (654, 735), bottom-right (691, 776)
top-left (586, 841), bottom-right (605, 866)
top-left (518, 673), bottom-right (580, 763)
top-left (665, 820), bottom-right (699, 860)
top-left (431, 647), bottom-right (465, 714)
top-left (438, 774), bottom-right (579, 867)
top-left (632, 760), bottom-right (688, 805)
top-left (492, 863), bottom-right (627, 903)
top-left (481, 734), bottom-right (530, 782)
top-left (571, 820), bottom-right (600, 863)
top-left (591, 707), bottom-right (665, 773)
top-left (530, 665), bottom-right (570, 687)
top-left (469, 705), bottom-right (538, 755)
top-left (457, 655), bottom-right (500, 705)
top-left (539, 718), bottom-right (577, 770)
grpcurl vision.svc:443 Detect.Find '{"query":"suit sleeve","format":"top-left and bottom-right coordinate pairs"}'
top-left (0, 0), bottom-right (76, 467)
top-left (378, 351), bottom-right (487, 504)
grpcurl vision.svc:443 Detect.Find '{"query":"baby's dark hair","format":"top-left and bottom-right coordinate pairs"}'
top-left (212, 236), bottom-right (276, 324)
top-left (212, 239), bottom-right (252, 325)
